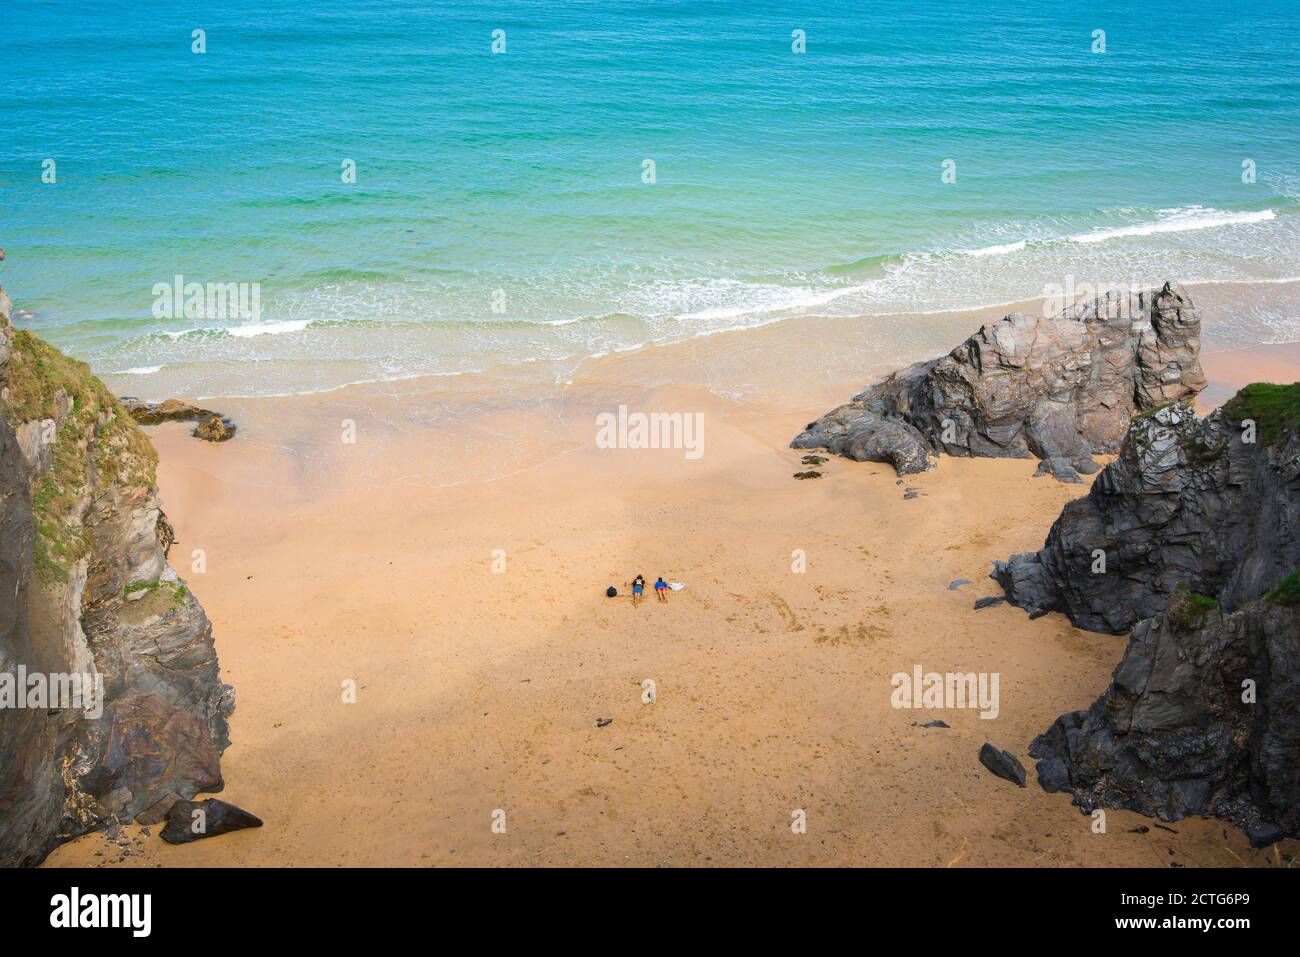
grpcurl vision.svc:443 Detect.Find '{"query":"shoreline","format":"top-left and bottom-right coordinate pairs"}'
top-left (42, 285), bottom-right (1300, 867)
top-left (92, 276), bottom-right (1300, 408)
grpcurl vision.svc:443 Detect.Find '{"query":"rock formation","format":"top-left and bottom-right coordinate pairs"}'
top-left (1030, 580), bottom-right (1299, 844)
top-left (0, 287), bottom-right (235, 867)
top-left (123, 398), bottom-right (236, 443)
top-left (792, 282), bottom-right (1207, 482)
top-left (993, 389), bottom-right (1300, 634)
top-left (997, 382), bottom-right (1300, 842)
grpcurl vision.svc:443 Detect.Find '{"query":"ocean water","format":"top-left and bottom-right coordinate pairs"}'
top-left (3, 0), bottom-right (1300, 397)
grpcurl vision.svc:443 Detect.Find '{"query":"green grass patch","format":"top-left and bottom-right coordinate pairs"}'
top-left (1222, 382), bottom-right (1300, 446)
top-left (3, 328), bottom-right (159, 584)
top-left (1266, 569), bottom-right (1300, 608)
top-left (1169, 582), bottom-right (1219, 632)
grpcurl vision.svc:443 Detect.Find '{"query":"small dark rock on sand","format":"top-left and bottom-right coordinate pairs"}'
top-left (792, 470), bottom-right (822, 480)
top-left (973, 596), bottom-right (1006, 609)
top-left (160, 798), bottom-right (263, 845)
top-left (948, 579), bottom-right (972, 590)
top-left (1246, 822), bottom-right (1284, 848)
top-left (800, 454), bottom-right (828, 466)
top-left (978, 743), bottom-right (1027, 787)
top-left (596, 718), bottom-right (613, 728)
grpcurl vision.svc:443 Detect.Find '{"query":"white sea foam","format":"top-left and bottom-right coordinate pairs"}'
top-left (675, 281), bottom-right (880, 322)
top-left (965, 240), bottom-right (1027, 257)
top-left (1067, 207), bottom-right (1276, 244)
top-left (226, 319), bottom-right (313, 338)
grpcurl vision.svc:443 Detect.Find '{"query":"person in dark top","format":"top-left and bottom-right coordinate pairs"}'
top-left (654, 577), bottom-right (669, 602)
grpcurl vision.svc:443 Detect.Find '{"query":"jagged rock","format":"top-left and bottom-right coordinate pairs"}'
top-left (160, 798), bottom-right (263, 845)
top-left (0, 288), bottom-right (234, 867)
top-left (993, 388), bottom-right (1300, 633)
top-left (135, 792), bottom-right (183, 826)
top-left (1029, 585), bottom-right (1300, 840)
top-left (192, 414), bottom-right (234, 442)
top-left (978, 743), bottom-right (1027, 787)
top-left (792, 282), bottom-right (1206, 482)
top-left (123, 398), bottom-right (236, 443)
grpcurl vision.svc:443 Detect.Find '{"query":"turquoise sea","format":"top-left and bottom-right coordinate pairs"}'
top-left (3, 0), bottom-right (1300, 396)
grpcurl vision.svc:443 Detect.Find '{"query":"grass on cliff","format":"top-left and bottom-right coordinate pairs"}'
top-left (2, 328), bottom-right (158, 584)
top-left (124, 580), bottom-right (188, 605)
top-left (1222, 382), bottom-right (1300, 446)
top-left (1169, 582), bottom-right (1219, 632)
top-left (1266, 569), bottom-right (1300, 608)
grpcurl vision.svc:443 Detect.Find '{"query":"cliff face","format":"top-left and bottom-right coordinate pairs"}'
top-left (997, 382), bottom-right (1300, 841)
top-left (1030, 583), bottom-right (1299, 842)
top-left (792, 282), bottom-right (1206, 482)
top-left (0, 287), bottom-right (234, 867)
top-left (993, 390), bottom-right (1300, 634)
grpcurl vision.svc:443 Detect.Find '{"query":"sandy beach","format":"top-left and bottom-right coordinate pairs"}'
top-left (43, 284), bottom-right (1300, 868)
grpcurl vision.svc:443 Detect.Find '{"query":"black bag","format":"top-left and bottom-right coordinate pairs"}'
top-left (606, 586), bottom-right (618, 598)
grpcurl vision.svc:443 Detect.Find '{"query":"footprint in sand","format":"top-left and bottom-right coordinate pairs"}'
top-left (814, 618), bottom-right (891, 646)
top-left (764, 592), bottom-right (804, 632)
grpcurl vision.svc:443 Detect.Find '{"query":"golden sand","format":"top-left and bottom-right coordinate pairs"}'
top-left (46, 292), bottom-right (1300, 867)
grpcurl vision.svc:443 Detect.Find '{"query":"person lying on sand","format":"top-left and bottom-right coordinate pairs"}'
top-left (655, 577), bottom-right (669, 602)
top-left (631, 574), bottom-right (646, 605)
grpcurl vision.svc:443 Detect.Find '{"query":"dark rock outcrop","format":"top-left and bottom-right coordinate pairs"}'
top-left (792, 282), bottom-right (1206, 482)
top-left (0, 287), bottom-right (235, 867)
top-left (1005, 381), bottom-right (1300, 839)
top-left (160, 798), bottom-right (262, 844)
top-left (993, 390), bottom-right (1300, 634)
top-left (123, 398), bottom-right (236, 443)
top-left (1030, 584), bottom-right (1300, 841)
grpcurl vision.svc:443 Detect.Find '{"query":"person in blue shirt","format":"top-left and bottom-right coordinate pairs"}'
top-left (654, 577), bottom-right (669, 603)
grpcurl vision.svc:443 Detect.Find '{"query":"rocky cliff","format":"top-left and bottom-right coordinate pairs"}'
top-left (993, 388), bottom-right (1300, 633)
top-left (0, 287), bottom-right (234, 867)
top-left (1030, 579), bottom-right (1299, 844)
top-left (792, 282), bottom-right (1206, 482)
top-left (997, 382), bottom-right (1300, 842)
